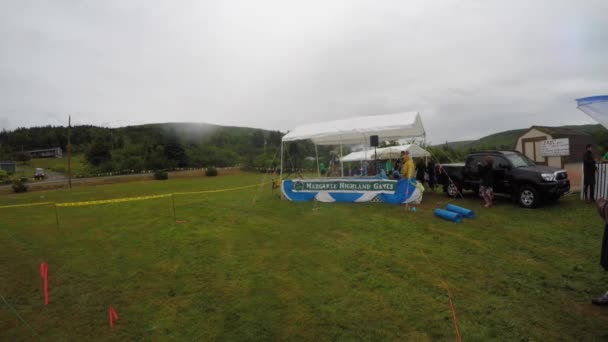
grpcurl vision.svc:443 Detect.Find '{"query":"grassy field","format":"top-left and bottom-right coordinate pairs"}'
top-left (1, 172), bottom-right (607, 341)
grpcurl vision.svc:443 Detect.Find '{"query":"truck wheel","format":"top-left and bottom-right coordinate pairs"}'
top-left (518, 186), bottom-right (539, 208)
top-left (446, 182), bottom-right (461, 198)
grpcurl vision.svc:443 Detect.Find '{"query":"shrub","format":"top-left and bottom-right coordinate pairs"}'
top-left (153, 170), bottom-right (168, 180)
top-left (11, 179), bottom-right (28, 193)
top-left (0, 170), bottom-right (7, 179)
top-left (205, 167), bottom-right (218, 177)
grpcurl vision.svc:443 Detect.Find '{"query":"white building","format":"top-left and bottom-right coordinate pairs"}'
top-left (514, 126), bottom-right (593, 192)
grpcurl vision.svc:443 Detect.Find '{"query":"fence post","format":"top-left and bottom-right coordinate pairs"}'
top-left (54, 204), bottom-right (60, 230)
top-left (171, 194), bottom-right (176, 221)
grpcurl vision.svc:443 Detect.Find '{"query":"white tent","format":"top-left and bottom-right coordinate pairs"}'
top-left (577, 96), bottom-right (608, 129)
top-left (282, 112), bottom-right (425, 145)
top-left (340, 144), bottom-right (431, 162)
top-left (280, 112), bottom-right (426, 178)
top-left (340, 149), bottom-right (376, 162)
top-left (376, 144), bottom-right (431, 160)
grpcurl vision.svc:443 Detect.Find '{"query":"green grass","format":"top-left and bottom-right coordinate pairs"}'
top-left (1, 173), bottom-right (607, 340)
top-left (14, 154), bottom-right (88, 178)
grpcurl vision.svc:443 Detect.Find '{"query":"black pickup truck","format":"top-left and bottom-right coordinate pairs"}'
top-left (438, 150), bottom-right (570, 208)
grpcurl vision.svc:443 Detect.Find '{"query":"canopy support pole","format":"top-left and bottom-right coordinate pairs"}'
top-left (315, 144), bottom-right (320, 178)
top-left (361, 134), bottom-right (367, 176)
top-left (363, 135), bottom-right (368, 176)
top-left (340, 143), bottom-right (344, 177)
top-left (280, 142), bottom-right (284, 180)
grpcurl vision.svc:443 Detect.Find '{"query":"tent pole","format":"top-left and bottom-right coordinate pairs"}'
top-left (364, 135), bottom-right (368, 176)
top-left (340, 143), bottom-right (344, 177)
top-left (280, 142), bottom-right (284, 180)
top-left (315, 144), bottom-right (320, 178)
top-left (361, 134), bottom-right (366, 176)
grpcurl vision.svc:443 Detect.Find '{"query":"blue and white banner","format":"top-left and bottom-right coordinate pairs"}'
top-left (281, 178), bottom-right (423, 204)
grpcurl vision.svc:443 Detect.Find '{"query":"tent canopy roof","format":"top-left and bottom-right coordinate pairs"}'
top-left (577, 96), bottom-right (608, 130)
top-left (340, 144), bottom-right (431, 162)
top-left (282, 112), bottom-right (425, 145)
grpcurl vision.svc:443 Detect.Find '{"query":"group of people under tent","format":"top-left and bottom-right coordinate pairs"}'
top-left (318, 151), bottom-right (439, 189)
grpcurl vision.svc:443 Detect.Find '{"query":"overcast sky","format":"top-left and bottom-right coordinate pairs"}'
top-left (1, 0), bottom-right (607, 143)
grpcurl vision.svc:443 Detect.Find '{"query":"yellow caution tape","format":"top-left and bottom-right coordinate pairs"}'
top-left (0, 202), bottom-right (55, 209)
top-left (0, 182), bottom-right (268, 209)
top-left (55, 194), bottom-right (172, 207)
top-left (172, 183), bottom-right (262, 196)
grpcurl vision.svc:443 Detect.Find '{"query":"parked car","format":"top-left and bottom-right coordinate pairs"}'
top-left (34, 168), bottom-right (46, 180)
top-left (438, 150), bottom-right (570, 208)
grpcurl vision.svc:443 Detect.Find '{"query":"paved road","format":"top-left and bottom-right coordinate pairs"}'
top-left (44, 170), bottom-right (66, 182)
top-left (1, 172), bottom-right (152, 189)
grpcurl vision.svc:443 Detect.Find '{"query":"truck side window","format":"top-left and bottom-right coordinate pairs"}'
top-left (494, 157), bottom-right (510, 170)
top-left (465, 157), bottom-right (476, 171)
top-left (466, 156), bottom-right (484, 172)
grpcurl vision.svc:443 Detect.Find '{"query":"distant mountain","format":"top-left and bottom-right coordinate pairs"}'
top-left (436, 124), bottom-right (608, 152)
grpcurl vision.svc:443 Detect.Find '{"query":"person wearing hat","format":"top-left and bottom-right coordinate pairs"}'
top-left (592, 198), bottom-right (608, 305)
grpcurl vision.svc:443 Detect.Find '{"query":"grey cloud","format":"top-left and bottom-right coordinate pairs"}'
top-left (0, 0), bottom-right (607, 142)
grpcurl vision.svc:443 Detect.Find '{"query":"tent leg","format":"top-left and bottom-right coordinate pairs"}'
top-left (315, 144), bottom-right (320, 178)
top-left (340, 143), bottom-right (344, 177)
top-left (363, 135), bottom-right (368, 176)
top-left (280, 142), bottom-right (284, 180)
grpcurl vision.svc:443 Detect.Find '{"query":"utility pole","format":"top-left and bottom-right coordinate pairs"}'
top-left (67, 115), bottom-right (72, 189)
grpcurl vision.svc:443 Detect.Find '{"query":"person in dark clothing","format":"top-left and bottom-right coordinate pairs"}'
top-left (583, 144), bottom-right (597, 203)
top-left (478, 156), bottom-right (494, 208)
top-left (375, 159), bottom-right (384, 176)
top-left (591, 199), bottom-right (608, 305)
top-left (393, 151), bottom-right (405, 179)
top-left (415, 159), bottom-right (426, 183)
top-left (427, 160), bottom-right (437, 189)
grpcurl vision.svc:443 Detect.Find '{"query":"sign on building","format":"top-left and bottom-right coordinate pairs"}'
top-left (541, 138), bottom-right (570, 157)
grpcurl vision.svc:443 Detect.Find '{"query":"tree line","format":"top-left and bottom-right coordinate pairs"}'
top-left (0, 123), bottom-right (335, 173)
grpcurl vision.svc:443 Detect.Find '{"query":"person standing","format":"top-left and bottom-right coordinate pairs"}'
top-left (602, 149), bottom-right (608, 163)
top-left (401, 151), bottom-right (415, 180)
top-left (427, 159), bottom-right (437, 189)
top-left (583, 144), bottom-right (597, 203)
top-left (415, 158), bottom-right (426, 184)
top-left (385, 159), bottom-right (393, 175)
top-left (393, 151), bottom-right (405, 179)
top-left (478, 156), bottom-right (495, 208)
top-left (401, 150), bottom-right (416, 210)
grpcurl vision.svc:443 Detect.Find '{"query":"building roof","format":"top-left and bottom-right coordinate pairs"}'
top-left (26, 148), bottom-right (62, 153)
top-left (530, 126), bottom-right (590, 138)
